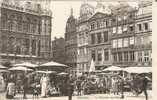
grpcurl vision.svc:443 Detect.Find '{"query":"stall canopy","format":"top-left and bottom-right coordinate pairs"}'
top-left (37, 61), bottom-right (68, 71)
top-left (8, 66), bottom-right (33, 71)
top-left (13, 62), bottom-right (38, 68)
top-left (58, 72), bottom-right (68, 75)
top-left (0, 65), bottom-right (7, 69)
top-left (102, 65), bottom-right (123, 72)
top-left (36, 70), bottom-right (57, 74)
top-left (39, 61), bottom-right (68, 67)
top-left (123, 67), bottom-right (152, 74)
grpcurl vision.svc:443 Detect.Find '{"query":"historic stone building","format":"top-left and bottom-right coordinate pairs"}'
top-left (0, 1), bottom-right (52, 64)
top-left (76, 3), bottom-right (94, 74)
top-left (111, 2), bottom-right (152, 67)
top-left (110, 4), bottom-right (137, 67)
top-left (134, 2), bottom-right (152, 67)
top-left (88, 12), bottom-right (112, 70)
top-left (65, 9), bottom-right (77, 76)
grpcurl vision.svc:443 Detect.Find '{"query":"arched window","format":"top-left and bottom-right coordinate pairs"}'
top-left (1, 36), bottom-right (7, 53)
top-left (8, 37), bottom-right (15, 54)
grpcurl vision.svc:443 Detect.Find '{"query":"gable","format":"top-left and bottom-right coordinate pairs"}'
top-left (89, 12), bottom-right (108, 21)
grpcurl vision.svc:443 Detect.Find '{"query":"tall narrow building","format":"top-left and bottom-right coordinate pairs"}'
top-left (65, 8), bottom-right (77, 76)
top-left (77, 3), bottom-right (94, 74)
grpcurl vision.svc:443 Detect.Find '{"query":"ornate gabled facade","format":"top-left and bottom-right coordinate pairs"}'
top-left (0, 0), bottom-right (52, 64)
top-left (76, 3), bottom-right (94, 74)
top-left (65, 8), bottom-right (77, 76)
top-left (134, 2), bottom-right (152, 66)
top-left (111, 2), bottom-right (152, 67)
top-left (88, 12), bottom-right (112, 70)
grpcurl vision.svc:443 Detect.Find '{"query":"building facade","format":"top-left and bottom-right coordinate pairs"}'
top-left (76, 3), bottom-right (95, 74)
top-left (76, 1), bottom-right (152, 74)
top-left (65, 9), bottom-right (77, 76)
top-left (51, 37), bottom-right (66, 64)
top-left (88, 12), bottom-right (112, 70)
top-left (0, 1), bottom-right (52, 64)
top-left (134, 2), bottom-right (152, 67)
top-left (111, 2), bottom-right (152, 67)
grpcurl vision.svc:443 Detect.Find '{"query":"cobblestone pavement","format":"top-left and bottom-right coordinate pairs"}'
top-left (0, 90), bottom-right (152, 100)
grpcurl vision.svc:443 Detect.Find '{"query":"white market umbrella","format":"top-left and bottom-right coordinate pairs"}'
top-left (38, 61), bottom-right (68, 69)
top-left (89, 59), bottom-right (95, 73)
top-left (0, 65), bottom-right (7, 69)
top-left (58, 72), bottom-right (68, 75)
top-left (123, 67), bottom-right (152, 74)
top-left (36, 70), bottom-right (57, 74)
top-left (102, 65), bottom-right (123, 72)
top-left (0, 70), bottom-right (9, 73)
top-left (8, 66), bottom-right (33, 71)
top-left (14, 62), bottom-right (38, 68)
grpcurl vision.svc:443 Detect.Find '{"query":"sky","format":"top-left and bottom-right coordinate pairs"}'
top-left (49, 1), bottom-right (138, 40)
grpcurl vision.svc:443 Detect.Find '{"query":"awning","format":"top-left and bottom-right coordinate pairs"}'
top-left (102, 65), bottom-right (123, 72)
top-left (123, 67), bottom-right (152, 74)
top-left (13, 62), bottom-right (38, 68)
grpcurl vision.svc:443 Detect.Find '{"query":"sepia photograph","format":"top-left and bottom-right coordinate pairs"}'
top-left (0, 0), bottom-right (153, 100)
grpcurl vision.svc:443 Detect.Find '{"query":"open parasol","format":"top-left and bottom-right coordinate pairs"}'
top-left (58, 72), bottom-right (68, 75)
top-left (123, 67), bottom-right (152, 74)
top-left (13, 62), bottom-right (38, 68)
top-left (8, 66), bottom-right (33, 71)
top-left (102, 65), bottom-right (123, 72)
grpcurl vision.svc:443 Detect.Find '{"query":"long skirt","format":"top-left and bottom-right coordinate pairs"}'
top-left (6, 82), bottom-right (15, 99)
top-left (41, 83), bottom-right (47, 97)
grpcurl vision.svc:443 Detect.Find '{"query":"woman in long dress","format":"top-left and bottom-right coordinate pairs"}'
top-left (40, 74), bottom-right (49, 97)
top-left (6, 74), bottom-right (16, 99)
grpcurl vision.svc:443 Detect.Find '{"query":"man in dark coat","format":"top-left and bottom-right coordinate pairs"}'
top-left (22, 75), bottom-right (29, 99)
top-left (138, 75), bottom-right (150, 100)
top-left (67, 75), bottom-right (74, 100)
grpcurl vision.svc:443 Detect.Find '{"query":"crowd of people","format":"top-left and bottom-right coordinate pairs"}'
top-left (0, 72), bottom-right (151, 100)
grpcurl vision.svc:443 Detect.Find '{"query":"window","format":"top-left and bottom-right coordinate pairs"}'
top-left (123, 38), bottom-right (129, 47)
top-left (104, 50), bottom-right (109, 61)
top-left (138, 51), bottom-right (143, 62)
top-left (103, 31), bottom-right (108, 42)
top-left (118, 26), bottom-right (122, 34)
top-left (130, 37), bottom-right (134, 45)
top-left (144, 51), bottom-right (149, 62)
top-left (97, 33), bottom-right (102, 43)
top-left (32, 40), bottom-right (36, 55)
top-left (144, 23), bottom-right (148, 30)
top-left (124, 16), bottom-right (127, 20)
top-left (2, 19), bottom-right (7, 29)
top-left (124, 52), bottom-right (128, 61)
top-left (92, 50), bottom-right (95, 61)
top-left (18, 22), bottom-right (22, 31)
top-left (97, 21), bottom-right (100, 29)
top-left (138, 24), bottom-right (142, 31)
top-left (91, 23), bottom-right (95, 30)
top-left (91, 34), bottom-right (95, 44)
top-left (113, 53), bottom-right (117, 62)
top-left (129, 25), bottom-right (134, 31)
top-left (98, 50), bottom-right (102, 61)
top-left (118, 39), bottom-right (123, 48)
top-left (112, 40), bottom-right (118, 48)
top-left (130, 51), bottom-right (135, 61)
top-left (103, 20), bottom-right (108, 27)
top-left (118, 17), bottom-right (122, 21)
top-left (123, 25), bottom-right (127, 32)
top-left (118, 52), bottom-right (123, 62)
top-left (113, 27), bottom-right (116, 33)
top-left (8, 21), bottom-right (13, 30)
